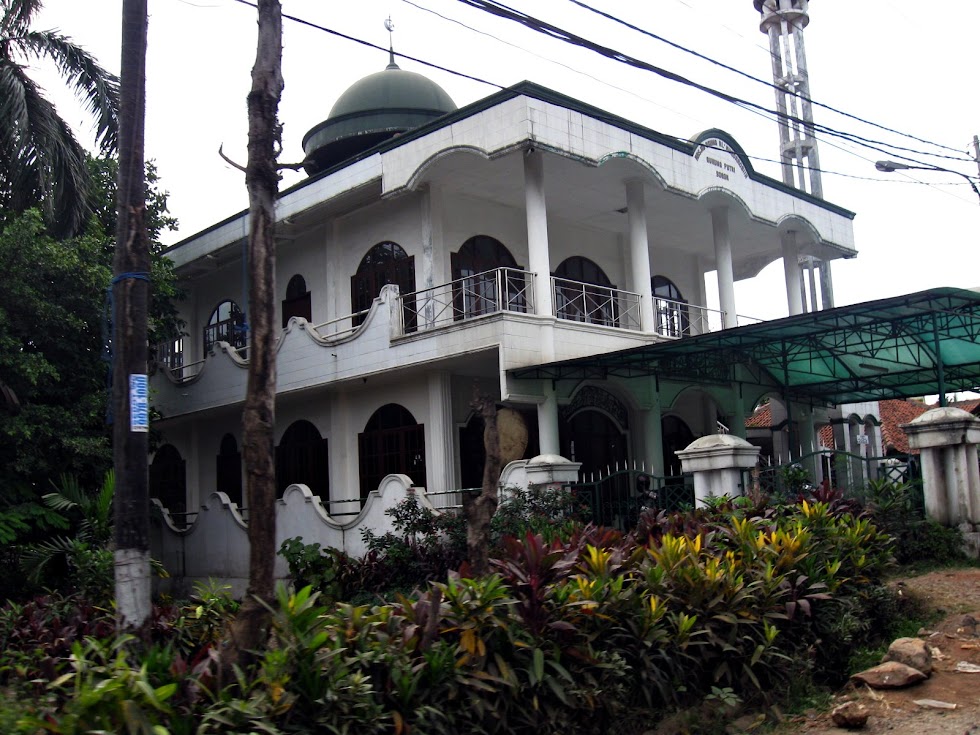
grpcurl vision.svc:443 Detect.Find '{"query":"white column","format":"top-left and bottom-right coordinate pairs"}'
top-left (419, 185), bottom-right (443, 329)
top-left (626, 179), bottom-right (655, 332)
top-left (643, 399), bottom-right (664, 476)
top-left (782, 230), bottom-right (804, 316)
top-left (537, 381), bottom-right (560, 455)
top-left (426, 372), bottom-right (455, 494)
top-left (711, 207), bottom-right (738, 328)
top-left (524, 150), bottom-right (553, 318)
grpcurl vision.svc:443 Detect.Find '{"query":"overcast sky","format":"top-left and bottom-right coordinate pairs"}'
top-left (32, 0), bottom-right (980, 320)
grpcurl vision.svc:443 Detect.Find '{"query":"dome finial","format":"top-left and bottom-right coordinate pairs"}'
top-left (384, 17), bottom-right (399, 70)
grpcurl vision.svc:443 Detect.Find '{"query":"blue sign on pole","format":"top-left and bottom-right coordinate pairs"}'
top-left (130, 374), bottom-right (149, 433)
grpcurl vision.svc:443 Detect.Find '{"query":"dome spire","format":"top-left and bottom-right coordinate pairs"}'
top-left (384, 17), bottom-right (399, 70)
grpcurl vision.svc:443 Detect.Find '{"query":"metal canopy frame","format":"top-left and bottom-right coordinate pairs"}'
top-left (511, 288), bottom-right (980, 405)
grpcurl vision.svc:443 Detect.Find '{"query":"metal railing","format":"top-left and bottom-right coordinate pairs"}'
top-left (399, 268), bottom-right (533, 333)
top-left (566, 469), bottom-right (694, 531)
top-left (653, 296), bottom-right (726, 338)
top-left (751, 451), bottom-right (921, 502)
top-left (552, 277), bottom-right (641, 330)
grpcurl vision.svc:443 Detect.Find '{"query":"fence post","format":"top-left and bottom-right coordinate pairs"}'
top-left (902, 407), bottom-right (980, 529)
top-left (676, 435), bottom-right (761, 507)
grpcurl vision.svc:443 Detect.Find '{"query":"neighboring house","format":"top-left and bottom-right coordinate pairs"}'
top-left (148, 61), bottom-right (857, 523)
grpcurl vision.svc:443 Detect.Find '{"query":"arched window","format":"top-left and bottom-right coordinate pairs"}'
top-left (652, 275), bottom-right (690, 337)
top-left (358, 404), bottom-right (425, 498)
top-left (451, 235), bottom-right (525, 318)
top-left (150, 444), bottom-right (187, 523)
top-left (554, 256), bottom-right (616, 326)
top-left (281, 274), bottom-right (311, 327)
top-left (215, 433), bottom-right (243, 506)
top-left (275, 420), bottom-right (329, 499)
top-left (203, 300), bottom-right (245, 352)
top-left (351, 241), bottom-right (416, 329)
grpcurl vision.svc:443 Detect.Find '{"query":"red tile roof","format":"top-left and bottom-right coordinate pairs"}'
top-left (745, 404), bottom-right (772, 428)
top-left (878, 399), bottom-right (930, 454)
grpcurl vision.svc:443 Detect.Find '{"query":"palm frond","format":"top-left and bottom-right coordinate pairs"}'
top-left (0, 0), bottom-right (43, 37)
top-left (19, 30), bottom-right (119, 153)
top-left (19, 535), bottom-right (85, 583)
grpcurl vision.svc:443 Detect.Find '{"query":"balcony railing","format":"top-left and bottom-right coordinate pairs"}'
top-left (400, 267), bottom-right (533, 333)
top-left (552, 277), bottom-right (641, 330)
top-left (653, 296), bottom-right (726, 338)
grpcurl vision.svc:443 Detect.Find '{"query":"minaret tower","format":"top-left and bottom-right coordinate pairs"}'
top-left (753, 0), bottom-right (833, 308)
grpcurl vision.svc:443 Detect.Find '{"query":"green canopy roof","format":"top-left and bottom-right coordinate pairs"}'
top-left (511, 288), bottom-right (980, 404)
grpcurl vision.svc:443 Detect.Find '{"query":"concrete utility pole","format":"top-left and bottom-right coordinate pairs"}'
top-left (752, 0), bottom-right (833, 309)
top-left (113, 0), bottom-right (151, 630)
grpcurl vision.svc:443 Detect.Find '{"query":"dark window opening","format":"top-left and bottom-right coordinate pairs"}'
top-left (275, 420), bottom-right (329, 500)
top-left (282, 274), bottom-right (312, 327)
top-left (555, 256), bottom-right (617, 326)
top-left (351, 241), bottom-right (416, 330)
top-left (204, 300), bottom-right (246, 353)
top-left (216, 433), bottom-right (243, 507)
top-left (451, 235), bottom-right (525, 319)
top-left (652, 275), bottom-right (690, 337)
top-left (661, 415), bottom-right (695, 476)
top-left (150, 444), bottom-right (187, 524)
top-left (358, 404), bottom-right (426, 498)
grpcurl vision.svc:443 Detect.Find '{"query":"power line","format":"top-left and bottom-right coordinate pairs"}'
top-left (399, 0), bottom-right (706, 128)
top-left (564, 0), bottom-right (968, 159)
top-left (230, 0), bottom-right (504, 91)
top-left (454, 0), bottom-right (975, 173)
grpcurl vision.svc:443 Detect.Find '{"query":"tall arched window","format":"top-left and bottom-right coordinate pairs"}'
top-left (275, 420), bottom-right (329, 499)
top-left (358, 404), bottom-right (426, 498)
top-left (652, 275), bottom-right (690, 337)
top-left (281, 274), bottom-right (311, 327)
top-left (203, 300), bottom-right (245, 352)
top-left (661, 415), bottom-right (694, 476)
top-left (215, 433), bottom-right (243, 506)
top-left (451, 235), bottom-right (525, 318)
top-left (554, 256), bottom-right (616, 326)
top-left (150, 444), bottom-right (187, 523)
top-left (351, 241), bottom-right (416, 329)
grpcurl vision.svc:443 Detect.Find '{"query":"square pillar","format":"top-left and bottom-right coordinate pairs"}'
top-left (676, 434), bottom-right (761, 506)
top-left (903, 407), bottom-right (980, 527)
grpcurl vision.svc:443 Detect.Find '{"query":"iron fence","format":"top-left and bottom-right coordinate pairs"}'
top-left (400, 268), bottom-right (533, 333)
top-left (565, 470), bottom-right (694, 531)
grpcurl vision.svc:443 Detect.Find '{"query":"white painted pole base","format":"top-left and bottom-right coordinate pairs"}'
top-left (115, 547), bottom-right (152, 630)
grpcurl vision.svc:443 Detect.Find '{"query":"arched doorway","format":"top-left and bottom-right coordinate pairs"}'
top-left (215, 433), bottom-right (243, 506)
top-left (554, 256), bottom-right (616, 326)
top-left (652, 275), bottom-right (690, 337)
top-left (351, 241), bottom-right (415, 329)
top-left (661, 415), bottom-right (695, 476)
top-left (560, 409), bottom-right (628, 479)
top-left (149, 444), bottom-right (187, 520)
top-left (451, 235), bottom-right (525, 318)
top-left (203, 299), bottom-right (245, 352)
top-left (358, 404), bottom-right (426, 497)
top-left (281, 274), bottom-right (311, 327)
top-left (275, 420), bottom-right (329, 499)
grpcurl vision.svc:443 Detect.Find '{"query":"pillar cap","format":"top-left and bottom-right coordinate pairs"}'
top-left (903, 406), bottom-right (980, 449)
top-left (676, 433), bottom-right (761, 472)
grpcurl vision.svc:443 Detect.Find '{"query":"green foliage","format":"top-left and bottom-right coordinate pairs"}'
top-left (23, 636), bottom-right (176, 735)
top-left (865, 479), bottom-right (964, 566)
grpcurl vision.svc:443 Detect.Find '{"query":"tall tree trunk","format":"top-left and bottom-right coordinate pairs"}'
top-left (464, 392), bottom-right (501, 576)
top-left (225, 0), bottom-right (283, 664)
top-left (113, 0), bottom-right (151, 632)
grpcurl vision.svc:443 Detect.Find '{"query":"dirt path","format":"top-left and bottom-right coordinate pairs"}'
top-left (775, 568), bottom-right (980, 734)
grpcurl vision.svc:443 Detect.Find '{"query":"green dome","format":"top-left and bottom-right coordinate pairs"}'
top-left (302, 61), bottom-right (457, 175)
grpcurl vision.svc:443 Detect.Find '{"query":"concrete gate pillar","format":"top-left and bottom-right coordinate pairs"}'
top-left (676, 434), bottom-right (760, 507)
top-left (524, 454), bottom-right (582, 492)
top-left (902, 407), bottom-right (980, 528)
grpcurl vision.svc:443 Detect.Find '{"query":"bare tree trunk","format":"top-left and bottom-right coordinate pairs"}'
top-left (225, 0), bottom-right (283, 665)
top-left (464, 392), bottom-right (501, 576)
top-left (113, 0), bottom-right (151, 632)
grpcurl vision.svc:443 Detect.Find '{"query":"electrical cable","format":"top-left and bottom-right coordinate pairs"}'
top-left (564, 0), bottom-right (968, 158)
top-left (453, 0), bottom-right (975, 172)
top-left (399, 0), bottom-right (706, 128)
top-left (230, 0), bottom-right (504, 91)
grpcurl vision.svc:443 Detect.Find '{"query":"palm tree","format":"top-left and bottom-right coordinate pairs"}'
top-left (0, 0), bottom-right (119, 237)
